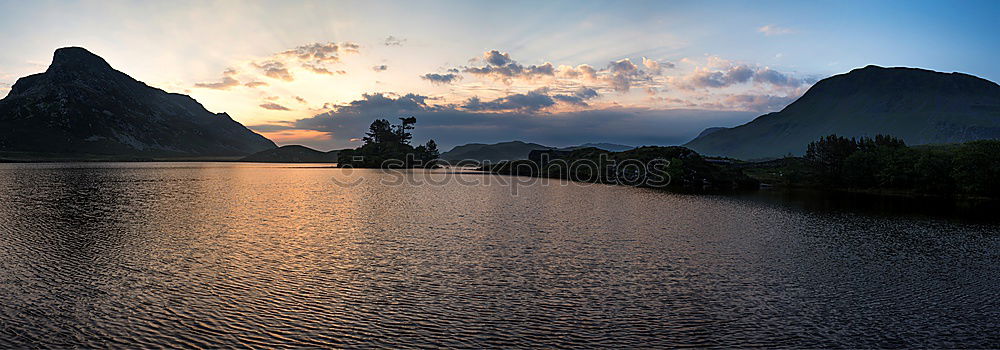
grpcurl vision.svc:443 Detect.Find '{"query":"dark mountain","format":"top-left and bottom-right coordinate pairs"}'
top-left (241, 145), bottom-right (342, 163)
top-left (0, 47), bottom-right (276, 159)
top-left (695, 127), bottom-right (728, 139)
top-left (685, 65), bottom-right (1000, 160)
top-left (560, 142), bottom-right (635, 152)
top-left (440, 141), bottom-right (552, 162)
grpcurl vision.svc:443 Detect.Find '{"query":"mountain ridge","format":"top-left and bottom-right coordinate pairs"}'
top-left (0, 47), bottom-right (276, 158)
top-left (241, 145), bottom-right (343, 163)
top-left (684, 65), bottom-right (1000, 160)
top-left (440, 141), bottom-right (635, 162)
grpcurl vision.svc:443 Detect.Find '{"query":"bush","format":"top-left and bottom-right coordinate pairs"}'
top-left (802, 135), bottom-right (1000, 197)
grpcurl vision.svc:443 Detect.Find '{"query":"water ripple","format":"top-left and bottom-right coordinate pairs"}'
top-left (0, 162), bottom-right (997, 348)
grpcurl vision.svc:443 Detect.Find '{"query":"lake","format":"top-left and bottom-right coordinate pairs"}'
top-left (0, 162), bottom-right (997, 348)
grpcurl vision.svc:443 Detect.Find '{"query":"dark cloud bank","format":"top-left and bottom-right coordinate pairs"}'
top-left (253, 92), bottom-right (757, 150)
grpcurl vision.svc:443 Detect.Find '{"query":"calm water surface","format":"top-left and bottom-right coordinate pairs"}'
top-left (0, 162), bottom-right (997, 348)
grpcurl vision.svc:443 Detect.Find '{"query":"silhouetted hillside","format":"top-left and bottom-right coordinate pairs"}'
top-left (440, 141), bottom-right (552, 162)
top-left (442, 141), bottom-right (636, 162)
top-left (241, 145), bottom-right (340, 163)
top-left (685, 66), bottom-right (1000, 160)
top-left (0, 47), bottom-right (275, 158)
top-left (559, 143), bottom-right (635, 152)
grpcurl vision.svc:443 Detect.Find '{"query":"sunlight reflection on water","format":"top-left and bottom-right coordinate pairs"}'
top-left (0, 162), bottom-right (997, 348)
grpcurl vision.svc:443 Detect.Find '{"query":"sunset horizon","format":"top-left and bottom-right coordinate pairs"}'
top-left (2, 1), bottom-right (999, 348)
top-left (2, 0), bottom-right (997, 150)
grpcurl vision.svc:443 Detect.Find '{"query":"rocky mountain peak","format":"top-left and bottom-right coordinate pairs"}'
top-left (47, 47), bottom-right (114, 73)
top-left (0, 47), bottom-right (276, 158)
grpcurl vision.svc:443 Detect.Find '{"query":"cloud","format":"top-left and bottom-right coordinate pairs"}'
top-left (294, 96), bottom-right (308, 104)
top-left (301, 64), bottom-right (330, 75)
top-left (557, 64), bottom-right (598, 80)
top-left (202, 41), bottom-right (360, 83)
top-left (260, 102), bottom-right (291, 111)
top-left (463, 50), bottom-right (555, 82)
top-left (641, 57), bottom-right (673, 75)
top-left (421, 73), bottom-right (461, 84)
top-left (341, 43), bottom-right (360, 53)
top-left (463, 89), bottom-right (556, 112)
top-left (194, 76), bottom-right (240, 90)
top-left (672, 59), bottom-right (809, 90)
top-left (606, 58), bottom-right (651, 92)
top-left (551, 87), bottom-right (600, 106)
top-left (758, 24), bottom-right (793, 36)
top-left (463, 87), bottom-right (600, 111)
top-left (244, 81), bottom-right (268, 88)
top-left (323, 92), bottom-right (432, 115)
top-left (681, 66), bottom-right (753, 89)
top-left (289, 92), bottom-right (757, 150)
top-left (247, 123), bottom-right (297, 132)
top-left (720, 94), bottom-right (797, 112)
top-left (752, 67), bottom-right (804, 87)
top-left (281, 42), bottom-right (346, 63)
top-left (384, 35), bottom-right (406, 46)
top-left (194, 68), bottom-right (241, 89)
top-left (255, 60), bottom-right (293, 81)
top-left (372, 64), bottom-right (388, 72)
top-left (484, 50), bottom-right (513, 66)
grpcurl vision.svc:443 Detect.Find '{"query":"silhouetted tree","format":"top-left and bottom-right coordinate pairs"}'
top-left (805, 135), bottom-right (858, 185)
top-left (395, 117), bottom-right (416, 145)
top-left (424, 139), bottom-right (439, 159)
top-left (797, 134), bottom-right (1000, 197)
top-left (341, 117), bottom-right (439, 168)
top-left (857, 134), bottom-right (906, 151)
top-left (363, 119), bottom-right (394, 145)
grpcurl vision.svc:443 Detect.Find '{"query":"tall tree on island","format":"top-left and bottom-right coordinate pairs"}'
top-left (339, 117), bottom-right (438, 168)
top-left (363, 119), bottom-right (394, 145)
top-left (395, 117), bottom-right (416, 145)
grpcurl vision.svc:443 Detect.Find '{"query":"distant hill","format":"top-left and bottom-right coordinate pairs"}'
top-left (241, 145), bottom-right (341, 163)
top-left (0, 47), bottom-right (275, 159)
top-left (483, 146), bottom-right (758, 192)
top-left (440, 141), bottom-right (552, 162)
top-left (560, 143), bottom-right (635, 152)
top-left (441, 141), bottom-right (639, 162)
top-left (684, 65), bottom-right (1000, 160)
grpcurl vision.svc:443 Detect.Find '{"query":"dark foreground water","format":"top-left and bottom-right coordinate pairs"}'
top-left (0, 162), bottom-right (997, 348)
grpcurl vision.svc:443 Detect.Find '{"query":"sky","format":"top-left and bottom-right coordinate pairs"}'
top-left (0, 0), bottom-right (997, 150)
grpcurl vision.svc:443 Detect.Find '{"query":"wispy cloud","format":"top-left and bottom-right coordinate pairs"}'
top-left (463, 50), bottom-right (555, 83)
top-left (384, 35), bottom-right (406, 46)
top-left (758, 24), bottom-right (793, 36)
top-left (260, 102), bottom-right (291, 111)
top-left (254, 60), bottom-right (294, 81)
top-left (195, 41), bottom-right (359, 90)
top-left (670, 56), bottom-right (811, 90)
top-left (194, 68), bottom-right (241, 89)
top-left (421, 73), bottom-right (461, 84)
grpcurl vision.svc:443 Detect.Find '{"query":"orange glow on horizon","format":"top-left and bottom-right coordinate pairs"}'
top-left (258, 129), bottom-right (334, 143)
